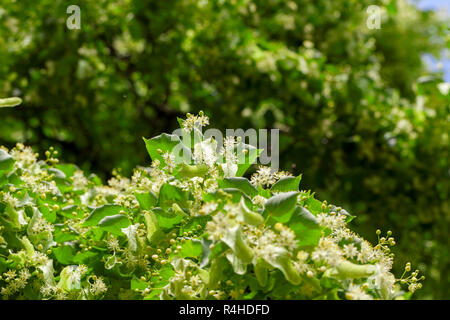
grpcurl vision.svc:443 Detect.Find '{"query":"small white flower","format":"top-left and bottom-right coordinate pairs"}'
top-left (250, 166), bottom-right (278, 188)
top-left (343, 243), bottom-right (358, 259)
top-left (2, 192), bottom-right (19, 208)
top-left (206, 212), bottom-right (233, 241)
top-left (90, 277), bottom-right (107, 296)
top-left (346, 284), bottom-right (373, 300)
top-left (72, 170), bottom-right (88, 190)
top-left (162, 152), bottom-right (176, 172)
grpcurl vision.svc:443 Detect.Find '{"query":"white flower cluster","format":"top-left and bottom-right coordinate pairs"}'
top-left (0, 269), bottom-right (31, 297)
top-left (181, 111), bottom-right (209, 131)
top-left (250, 165), bottom-right (290, 188)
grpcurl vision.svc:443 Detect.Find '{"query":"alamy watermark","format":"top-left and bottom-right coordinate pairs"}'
top-left (66, 5), bottom-right (81, 30)
top-left (366, 5), bottom-right (381, 29)
top-left (66, 4), bottom-right (384, 32)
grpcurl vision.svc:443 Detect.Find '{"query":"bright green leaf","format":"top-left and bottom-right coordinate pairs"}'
top-left (83, 205), bottom-right (124, 227)
top-left (271, 174), bottom-right (302, 192)
top-left (265, 191), bottom-right (299, 222)
top-left (98, 214), bottom-right (131, 236)
top-left (218, 177), bottom-right (258, 197)
top-left (0, 149), bottom-right (14, 172)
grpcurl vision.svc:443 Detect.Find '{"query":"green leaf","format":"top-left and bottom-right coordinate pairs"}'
top-left (1, 205), bottom-right (24, 229)
top-left (0, 97), bottom-right (22, 108)
top-left (53, 245), bottom-right (75, 264)
top-left (222, 225), bottom-right (253, 264)
top-left (54, 231), bottom-right (78, 243)
top-left (73, 250), bottom-right (99, 264)
top-left (289, 206), bottom-right (322, 248)
top-left (257, 187), bottom-right (272, 198)
top-left (0, 257), bottom-right (7, 275)
top-left (180, 239), bottom-right (203, 258)
top-left (89, 173), bottom-right (103, 186)
top-left (201, 241), bottom-right (227, 269)
top-left (324, 261), bottom-right (376, 280)
top-left (242, 289), bottom-right (259, 300)
top-left (218, 177), bottom-right (258, 197)
top-left (47, 168), bottom-right (66, 180)
top-left (238, 197), bottom-right (264, 226)
top-left (0, 149), bottom-right (14, 172)
top-left (83, 205), bottom-right (124, 227)
top-left (208, 256), bottom-right (227, 289)
top-left (226, 252), bottom-right (247, 275)
top-left (386, 1), bottom-right (397, 14)
top-left (98, 214), bottom-right (131, 236)
top-left (176, 163), bottom-right (209, 178)
top-left (263, 246), bottom-right (301, 285)
top-left (135, 191), bottom-right (157, 210)
top-left (54, 163), bottom-right (80, 178)
top-left (148, 264), bottom-right (175, 295)
top-left (271, 175), bottom-right (302, 192)
top-left (144, 211), bottom-right (161, 243)
top-left (157, 183), bottom-right (190, 208)
top-left (143, 133), bottom-right (192, 166)
top-left (305, 195), bottom-right (323, 215)
top-left (38, 260), bottom-right (56, 287)
top-left (183, 215), bottom-right (209, 234)
top-left (292, 206), bottom-right (318, 225)
top-left (199, 239), bottom-right (213, 268)
top-left (153, 207), bottom-right (185, 229)
top-left (20, 236), bottom-right (35, 258)
top-left (254, 258), bottom-right (269, 287)
top-left (265, 191), bottom-right (299, 222)
top-left (60, 204), bottom-right (82, 219)
top-left (131, 277), bottom-right (148, 290)
top-left (0, 172), bottom-right (6, 185)
top-left (37, 198), bottom-right (57, 223)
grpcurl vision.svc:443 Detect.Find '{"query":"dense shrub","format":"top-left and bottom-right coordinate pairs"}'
top-left (0, 0), bottom-right (448, 298)
top-left (0, 113), bottom-right (423, 300)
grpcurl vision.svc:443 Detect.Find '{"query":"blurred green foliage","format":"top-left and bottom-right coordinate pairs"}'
top-left (0, 0), bottom-right (448, 298)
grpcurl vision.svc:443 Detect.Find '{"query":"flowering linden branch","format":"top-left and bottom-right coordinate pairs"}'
top-left (0, 113), bottom-right (423, 300)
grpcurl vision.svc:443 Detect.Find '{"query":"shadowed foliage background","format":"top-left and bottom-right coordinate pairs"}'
top-left (0, 0), bottom-right (448, 299)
